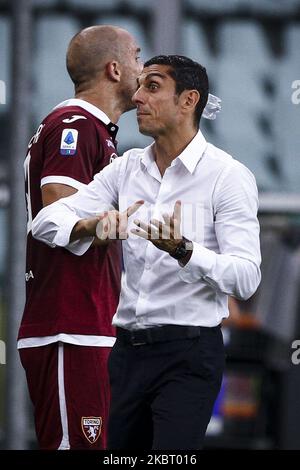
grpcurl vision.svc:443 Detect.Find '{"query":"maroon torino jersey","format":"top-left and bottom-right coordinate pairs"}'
top-left (18, 100), bottom-right (121, 339)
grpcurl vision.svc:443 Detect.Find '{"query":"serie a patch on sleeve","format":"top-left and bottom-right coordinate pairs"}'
top-left (60, 128), bottom-right (78, 155)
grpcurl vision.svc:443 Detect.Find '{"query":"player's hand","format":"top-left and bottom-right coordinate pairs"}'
top-left (131, 200), bottom-right (183, 253)
top-left (95, 200), bottom-right (144, 241)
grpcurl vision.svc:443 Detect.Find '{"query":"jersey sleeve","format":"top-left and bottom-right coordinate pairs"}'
top-left (40, 114), bottom-right (102, 188)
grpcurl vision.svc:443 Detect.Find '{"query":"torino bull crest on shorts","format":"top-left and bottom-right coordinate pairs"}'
top-left (81, 417), bottom-right (102, 444)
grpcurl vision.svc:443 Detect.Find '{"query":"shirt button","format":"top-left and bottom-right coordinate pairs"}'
top-left (145, 264), bottom-right (151, 270)
top-left (111, 126), bottom-right (116, 131)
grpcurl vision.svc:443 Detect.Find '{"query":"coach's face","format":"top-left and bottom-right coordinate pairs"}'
top-left (132, 64), bottom-right (182, 137)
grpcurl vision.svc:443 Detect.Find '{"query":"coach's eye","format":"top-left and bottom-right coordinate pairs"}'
top-left (148, 82), bottom-right (159, 91)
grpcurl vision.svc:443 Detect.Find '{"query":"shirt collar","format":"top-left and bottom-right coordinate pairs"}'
top-left (140, 142), bottom-right (156, 170)
top-left (140, 129), bottom-right (207, 175)
top-left (54, 98), bottom-right (118, 135)
top-left (176, 129), bottom-right (207, 174)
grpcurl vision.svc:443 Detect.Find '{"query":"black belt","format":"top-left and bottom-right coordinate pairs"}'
top-left (116, 325), bottom-right (220, 346)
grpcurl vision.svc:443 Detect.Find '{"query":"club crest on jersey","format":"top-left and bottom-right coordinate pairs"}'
top-left (60, 128), bottom-right (78, 155)
top-left (81, 417), bottom-right (102, 444)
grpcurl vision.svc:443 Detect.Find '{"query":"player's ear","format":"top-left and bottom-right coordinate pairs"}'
top-left (106, 61), bottom-right (121, 83)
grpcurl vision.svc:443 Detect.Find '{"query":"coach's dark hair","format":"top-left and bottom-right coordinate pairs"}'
top-left (144, 55), bottom-right (209, 128)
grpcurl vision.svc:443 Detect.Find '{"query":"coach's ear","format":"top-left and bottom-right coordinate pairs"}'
top-left (106, 61), bottom-right (121, 83)
top-left (179, 89), bottom-right (200, 115)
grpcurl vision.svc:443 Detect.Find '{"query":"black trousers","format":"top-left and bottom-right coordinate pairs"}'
top-left (108, 325), bottom-right (225, 450)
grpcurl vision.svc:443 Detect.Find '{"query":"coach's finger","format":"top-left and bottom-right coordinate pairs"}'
top-left (95, 212), bottom-right (109, 240)
top-left (107, 211), bottom-right (117, 240)
top-left (118, 211), bottom-right (129, 239)
top-left (124, 200), bottom-right (144, 218)
top-left (172, 200), bottom-right (182, 223)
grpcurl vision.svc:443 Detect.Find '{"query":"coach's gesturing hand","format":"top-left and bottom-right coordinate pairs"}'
top-left (131, 200), bottom-right (183, 254)
top-left (95, 200), bottom-right (145, 241)
top-left (70, 200), bottom-right (144, 244)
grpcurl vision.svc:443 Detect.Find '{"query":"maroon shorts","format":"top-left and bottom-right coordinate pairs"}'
top-left (19, 342), bottom-right (111, 450)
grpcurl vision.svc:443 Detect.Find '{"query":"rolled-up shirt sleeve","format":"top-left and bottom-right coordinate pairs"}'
top-left (32, 156), bottom-right (122, 255)
top-left (32, 202), bottom-right (85, 250)
top-left (179, 161), bottom-right (261, 300)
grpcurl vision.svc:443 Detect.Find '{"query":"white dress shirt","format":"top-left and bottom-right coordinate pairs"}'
top-left (32, 130), bottom-right (261, 330)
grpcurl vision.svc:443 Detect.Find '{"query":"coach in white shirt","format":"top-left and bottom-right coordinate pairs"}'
top-left (32, 55), bottom-right (261, 450)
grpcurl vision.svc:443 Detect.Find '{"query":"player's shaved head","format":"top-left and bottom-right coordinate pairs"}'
top-left (66, 25), bottom-right (133, 89)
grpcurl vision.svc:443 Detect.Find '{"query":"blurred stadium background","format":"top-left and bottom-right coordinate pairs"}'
top-left (0, 0), bottom-right (300, 449)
